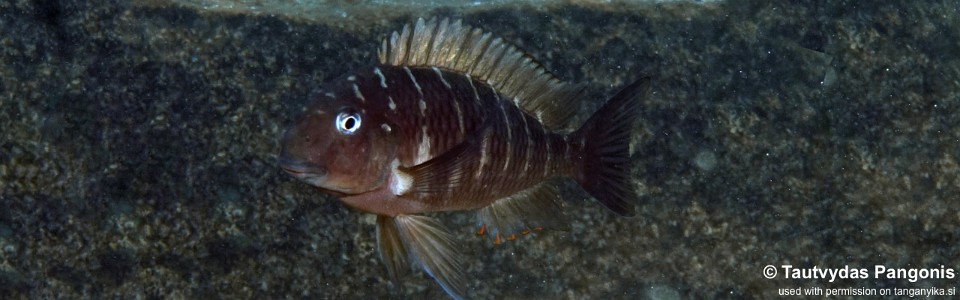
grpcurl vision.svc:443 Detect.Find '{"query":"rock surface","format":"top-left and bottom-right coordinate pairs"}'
top-left (1, 0), bottom-right (958, 298)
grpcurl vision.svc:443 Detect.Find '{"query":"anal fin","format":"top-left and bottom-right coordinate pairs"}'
top-left (476, 181), bottom-right (568, 244)
top-left (377, 215), bottom-right (466, 299)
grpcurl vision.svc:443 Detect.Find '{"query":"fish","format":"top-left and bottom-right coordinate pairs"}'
top-left (278, 18), bottom-right (650, 299)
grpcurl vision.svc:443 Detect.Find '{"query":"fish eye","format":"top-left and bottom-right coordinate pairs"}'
top-left (335, 111), bottom-right (362, 135)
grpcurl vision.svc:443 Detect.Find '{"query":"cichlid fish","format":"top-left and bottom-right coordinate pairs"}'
top-left (278, 18), bottom-right (650, 299)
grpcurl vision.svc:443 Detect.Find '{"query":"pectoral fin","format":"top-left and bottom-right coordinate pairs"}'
top-left (399, 122), bottom-right (496, 195)
top-left (376, 215), bottom-right (466, 299)
top-left (398, 138), bottom-right (475, 194)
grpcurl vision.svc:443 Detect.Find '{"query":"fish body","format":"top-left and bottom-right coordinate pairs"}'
top-left (279, 18), bottom-right (650, 299)
top-left (288, 65), bottom-right (578, 215)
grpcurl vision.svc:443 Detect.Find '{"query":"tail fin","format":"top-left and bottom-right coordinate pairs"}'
top-left (572, 77), bottom-right (651, 216)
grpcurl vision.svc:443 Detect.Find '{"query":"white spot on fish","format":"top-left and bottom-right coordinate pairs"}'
top-left (520, 114), bottom-right (532, 174)
top-left (403, 66), bottom-right (423, 96)
top-left (453, 97), bottom-right (465, 137)
top-left (419, 99), bottom-right (427, 116)
top-left (499, 101), bottom-right (512, 172)
top-left (390, 160), bottom-right (412, 196)
top-left (432, 67), bottom-right (451, 89)
top-left (347, 75), bottom-right (356, 81)
top-left (466, 74), bottom-right (481, 104)
top-left (374, 67), bottom-right (388, 88)
top-left (388, 96), bottom-right (397, 111)
top-left (416, 125), bottom-right (431, 165)
top-left (353, 84), bottom-right (365, 103)
top-left (477, 129), bottom-right (491, 180)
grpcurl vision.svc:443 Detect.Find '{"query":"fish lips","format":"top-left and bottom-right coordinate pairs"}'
top-left (277, 155), bottom-right (328, 187)
top-left (278, 158), bottom-right (354, 197)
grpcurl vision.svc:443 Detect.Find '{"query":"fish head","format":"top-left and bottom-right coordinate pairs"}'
top-left (279, 86), bottom-right (395, 195)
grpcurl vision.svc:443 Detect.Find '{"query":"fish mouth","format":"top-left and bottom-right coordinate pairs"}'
top-left (278, 159), bottom-right (356, 196)
top-left (277, 155), bottom-right (328, 185)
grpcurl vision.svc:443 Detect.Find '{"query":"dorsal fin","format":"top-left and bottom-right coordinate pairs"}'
top-left (378, 17), bottom-right (584, 131)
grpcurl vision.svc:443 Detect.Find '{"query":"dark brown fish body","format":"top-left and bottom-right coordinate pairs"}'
top-left (310, 65), bottom-right (579, 215)
top-left (278, 18), bottom-right (650, 299)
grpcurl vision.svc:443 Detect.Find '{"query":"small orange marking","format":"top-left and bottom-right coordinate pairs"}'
top-left (493, 234), bottom-right (502, 245)
top-left (533, 227), bottom-right (543, 232)
top-left (507, 234), bottom-right (517, 241)
top-left (477, 225), bottom-right (486, 236)
top-left (520, 230), bottom-right (530, 235)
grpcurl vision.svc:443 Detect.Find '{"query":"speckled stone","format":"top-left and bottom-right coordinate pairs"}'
top-left (1, 0), bottom-right (958, 298)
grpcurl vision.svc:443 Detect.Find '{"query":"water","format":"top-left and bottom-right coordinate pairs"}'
top-left (1, 0), bottom-right (958, 298)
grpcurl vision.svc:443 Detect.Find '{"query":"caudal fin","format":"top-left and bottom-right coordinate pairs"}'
top-left (572, 77), bottom-right (650, 216)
